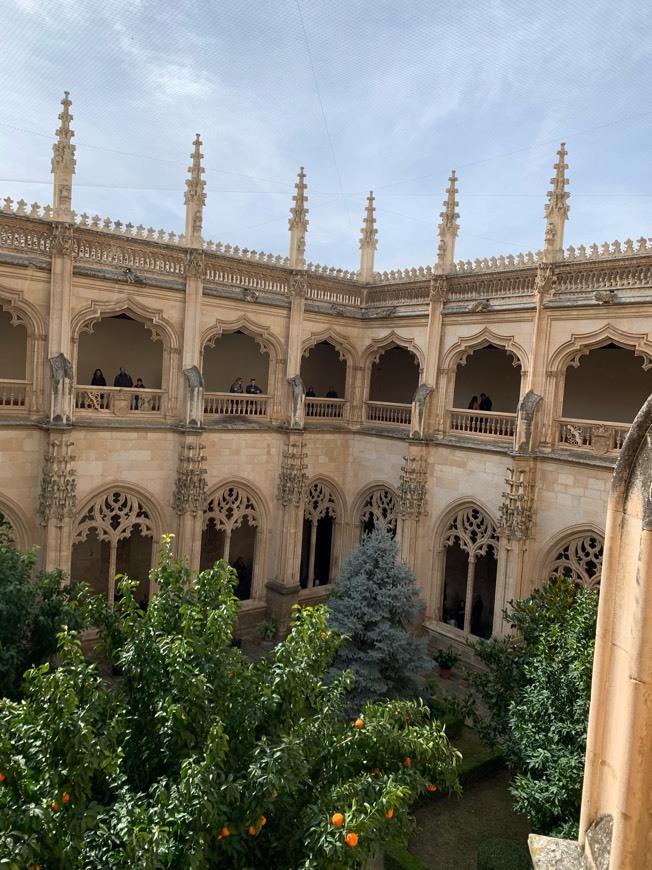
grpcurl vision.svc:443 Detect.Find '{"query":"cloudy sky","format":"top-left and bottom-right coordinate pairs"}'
top-left (1, 0), bottom-right (650, 272)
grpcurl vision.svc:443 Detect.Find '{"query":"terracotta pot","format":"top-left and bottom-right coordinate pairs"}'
top-left (439, 667), bottom-right (452, 680)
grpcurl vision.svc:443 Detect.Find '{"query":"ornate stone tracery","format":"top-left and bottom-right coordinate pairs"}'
top-left (443, 506), bottom-right (498, 559)
top-left (548, 533), bottom-right (603, 589)
top-left (360, 488), bottom-right (398, 536)
top-left (397, 456), bottom-right (427, 520)
top-left (172, 442), bottom-right (207, 515)
top-left (277, 445), bottom-right (308, 507)
top-left (498, 467), bottom-right (534, 541)
top-left (304, 481), bottom-right (337, 523)
top-left (203, 484), bottom-right (260, 567)
top-left (301, 481), bottom-right (338, 588)
top-left (38, 439), bottom-right (77, 524)
top-left (74, 491), bottom-right (155, 546)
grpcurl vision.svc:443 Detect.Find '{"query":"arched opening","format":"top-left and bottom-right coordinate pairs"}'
top-left (369, 345), bottom-right (419, 404)
top-left (359, 488), bottom-right (397, 539)
top-left (200, 485), bottom-right (260, 600)
top-left (562, 345), bottom-right (652, 423)
top-left (71, 491), bottom-right (155, 605)
top-left (77, 314), bottom-right (164, 388)
top-left (547, 533), bottom-right (603, 590)
top-left (301, 342), bottom-right (347, 418)
top-left (202, 331), bottom-right (271, 417)
top-left (450, 345), bottom-right (521, 436)
top-left (0, 308), bottom-right (28, 408)
top-left (300, 481), bottom-right (337, 589)
top-left (440, 506), bottom-right (498, 638)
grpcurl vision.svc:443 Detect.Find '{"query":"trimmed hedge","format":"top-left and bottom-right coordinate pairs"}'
top-left (458, 746), bottom-right (505, 785)
top-left (385, 842), bottom-right (430, 870)
top-left (427, 698), bottom-right (465, 740)
top-left (477, 838), bottom-right (532, 870)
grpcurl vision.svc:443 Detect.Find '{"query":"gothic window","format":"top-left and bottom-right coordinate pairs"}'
top-left (200, 485), bottom-right (259, 600)
top-left (71, 491), bottom-right (155, 604)
top-left (300, 481), bottom-right (337, 589)
top-left (360, 488), bottom-right (397, 537)
top-left (441, 506), bottom-right (498, 638)
top-left (547, 534), bottom-right (603, 590)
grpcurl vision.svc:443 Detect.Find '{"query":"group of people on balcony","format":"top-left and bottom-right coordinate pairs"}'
top-left (468, 393), bottom-right (493, 412)
top-left (89, 368), bottom-right (148, 410)
top-left (228, 376), bottom-right (263, 414)
top-left (305, 386), bottom-right (338, 398)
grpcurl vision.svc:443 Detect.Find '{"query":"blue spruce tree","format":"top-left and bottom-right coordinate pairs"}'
top-left (328, 528), bottom-right (431, 708)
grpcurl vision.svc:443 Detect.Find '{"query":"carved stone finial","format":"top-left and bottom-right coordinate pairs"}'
top-left (184, 133), bottom-right (206, 247)
top-left (288, 167), bottom-right (308, 269)
top-left (543, 142), bottom-right (570, 261)
top-left (358, 191), bottom-right (378, 282)
top-left (51, 91), bottom-right (75, 222)
top-left (535, 261), bottom-right (556, 298)
top-left (435, 171), bottom-right (459, 274)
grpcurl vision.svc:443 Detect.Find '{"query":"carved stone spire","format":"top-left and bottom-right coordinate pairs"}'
top-left (288, 167), bottom-right (308, 269)
top-left (51, 91), bottom-right (76, 223)
top-left (184, 133), bottom-right (206, 248)
top-left (359, 191), bottom-right (378, 282)
top-left (435, 171), bottom-right (459, 274)
top-left (543, 142), bottom-right (570, 262)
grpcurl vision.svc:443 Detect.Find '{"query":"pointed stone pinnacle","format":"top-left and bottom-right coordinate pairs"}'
top-left (289, 167), bottom-right (309, 230)
top-left (185, 133), bottom-right (206, 206)
top-left (51, 90), bottom-right (76, 176)
top-left (360, 191), bottom-right (378, 249)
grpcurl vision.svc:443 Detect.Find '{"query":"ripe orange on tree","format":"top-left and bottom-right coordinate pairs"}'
top-left (345, 832), bottom-right (359, 847)
top-left (331, 812), bottom-right (344, 827)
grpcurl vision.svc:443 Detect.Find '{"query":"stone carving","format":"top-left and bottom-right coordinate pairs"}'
top-left (436, 171), bottom-right (459, 273)
top-left (49, 353), bottom-right (74, 424)
top-left (287, 374), bottom-right (306, 429)
top-left (360, 488), bottom-right (398, 536)
top-left (410, 384), bottom-right (434, 438)
top-left (593, 289), bottom-right (617, 304)
top-left (242, 287), bottom-right (259, 302)
top-left (397, 456), bottom-right (427, 520)
top-left (430, 276), bottom-right (448, 303)
top-left (112, 391), bottom-right (131, 418)
top-left (515, 389), bottom-right (542, 453)
top-left (50, 223), bottom-right (73, 255)
top-left (468, 299), bottom-right (489, 312)
top-left (38, 439), bottom-right (76, 524)
top-left (51, 91), bottom-right (76, 175)
top-left (498, 467), bottom-right (533, 541)
top-left (186, 249), bottom-right (205, 279)
top-left (548, 533), bottom-right (603, 589)
top-left (591, 424), bottom-right (612, 456)
top-left (183, 366), bottom-right (204, 427)
top-left (304, 480), bottom-right (337, 522)
top-left (535, 261), bottom-right (556, 297)
top-left (360, 306), bottom-right (396, 319)
top-left (173, 442), bottom-right (207, 515)
top-left (74, 490), bottom-right (154, 546)
top-left (203, 484), bottom-right (259, 564)
top-left (277, 444), bottom-right (308, 507)
top-left (289, 271), bottom-right (307, 298)
top-left (123, 267), bottom-right (146, 285)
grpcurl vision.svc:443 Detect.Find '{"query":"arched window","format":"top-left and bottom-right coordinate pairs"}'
top-left (441, 506), bottom-right (498, 638)
top-left (300, 481), bottom-right (337, 589)
top-left (547, 533), bottom-right (603, 590)
top-left (201, 485), bottom-right (259, 600)
top-left (71, 491), bottom-right (155, 604)
top-left (360, 488), bottom-right (397, 538)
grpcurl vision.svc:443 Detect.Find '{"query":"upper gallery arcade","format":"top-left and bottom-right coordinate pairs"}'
top-left (1, 91), bottom-right (651, 645)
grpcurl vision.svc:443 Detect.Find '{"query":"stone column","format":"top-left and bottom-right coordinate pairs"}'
top-left (48, 224), bottom-right (74, 360)
top-left (396, 450), bottom-right (428, 570)
top-left (267, 437), bottom-right (308, 634)
top-left (180, 249), bottom-right (205, 422)
top-left (172, 438), bottom-right (207, 573)
top-left (38, 437), bottom-right (77, 574)
top-left (48, 352), bottom-right (74, 425)
top-left (285, 272), bottom-right (307, 423)
top-left (495, 463), bottom-right (535, 636)
top-left (423, 277), bottom-right (447, 436)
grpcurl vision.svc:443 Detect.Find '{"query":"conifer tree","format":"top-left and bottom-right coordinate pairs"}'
top-left (329, 528), bottom-right (431, 708)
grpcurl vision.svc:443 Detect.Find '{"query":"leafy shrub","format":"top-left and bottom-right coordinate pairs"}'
top-left (0, 527), bottom-right (86, 700)
top-left (469, 577), bottom-right (598, 838)
top-left (0, 537), bottom-right (461, 868)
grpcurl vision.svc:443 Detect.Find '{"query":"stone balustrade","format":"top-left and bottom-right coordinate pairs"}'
top-left (74, 386), bottom-right (163, 415)
top-left (0, 379), bottom-right (28, 408)
top-left (304, 397), bottom-right (346, 420)
top-left (365, 401), bottom-right (412, 427)
top-left (556, 417), bottom-right (630, 455)
top-left (203, 392), bottom-right (269, 418)
top-left (448, 408), bottom-right (517, 439)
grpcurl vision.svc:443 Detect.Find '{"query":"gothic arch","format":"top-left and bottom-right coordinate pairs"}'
top-left (442, 328), bottom-right (528, 372)
top-left (300, 477), bottom-right (344, 589)
top-left (548, 324), bottom-right (652, 372)
top-left (434, 498), bottom-right (500, 556)
top-left (201, 315), bottom-right (283, 362)
top-left (352, 482), bottom-right (399, 537)
top-left (70, 298), bottom-right (179, 349)
top-left (0, 286), bottom-right (46, 336)
top-left (301, 328), bottom-right (358, 368)
top-left (361, 331), bottom-right (425, 371)
top-left (305, 474), bottom-right (347, 520)
top-left (538, 525), bottom-right (605, 590)
top-left (74, 483), bottom-right (167, 542)
top-left (204, 476), bottom-right (270, 529)
top-left (0, 493), bottom-right (36, 550)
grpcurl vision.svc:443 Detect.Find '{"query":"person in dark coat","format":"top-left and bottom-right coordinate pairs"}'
top-left (479, 393), bottom-right (492, 411)
top-left (114, 367), bottom-right (133, 388)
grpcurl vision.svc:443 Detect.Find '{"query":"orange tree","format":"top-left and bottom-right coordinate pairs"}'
top-left (0, 537), bottom-right (460, 868)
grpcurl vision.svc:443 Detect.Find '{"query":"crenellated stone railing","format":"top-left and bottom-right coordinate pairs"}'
top-left (365, 401), bottom-right (412, 427)
top-left (203, 392), bottom-right (269, 418)
top-left (0, 379), bottom-right (29, 409)
top-left (448, 408), bottom-right (517, 439)
top-left (556, 417), bottom-right (630, 455)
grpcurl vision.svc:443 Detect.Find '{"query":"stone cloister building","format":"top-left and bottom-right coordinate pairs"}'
top-left (1, 92), bottom-right (650, 642)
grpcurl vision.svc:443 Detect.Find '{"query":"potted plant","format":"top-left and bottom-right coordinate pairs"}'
top-left (259, 620), bottom-right (277, 641)
top-left (433, 646), bottom-right (459, 679)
